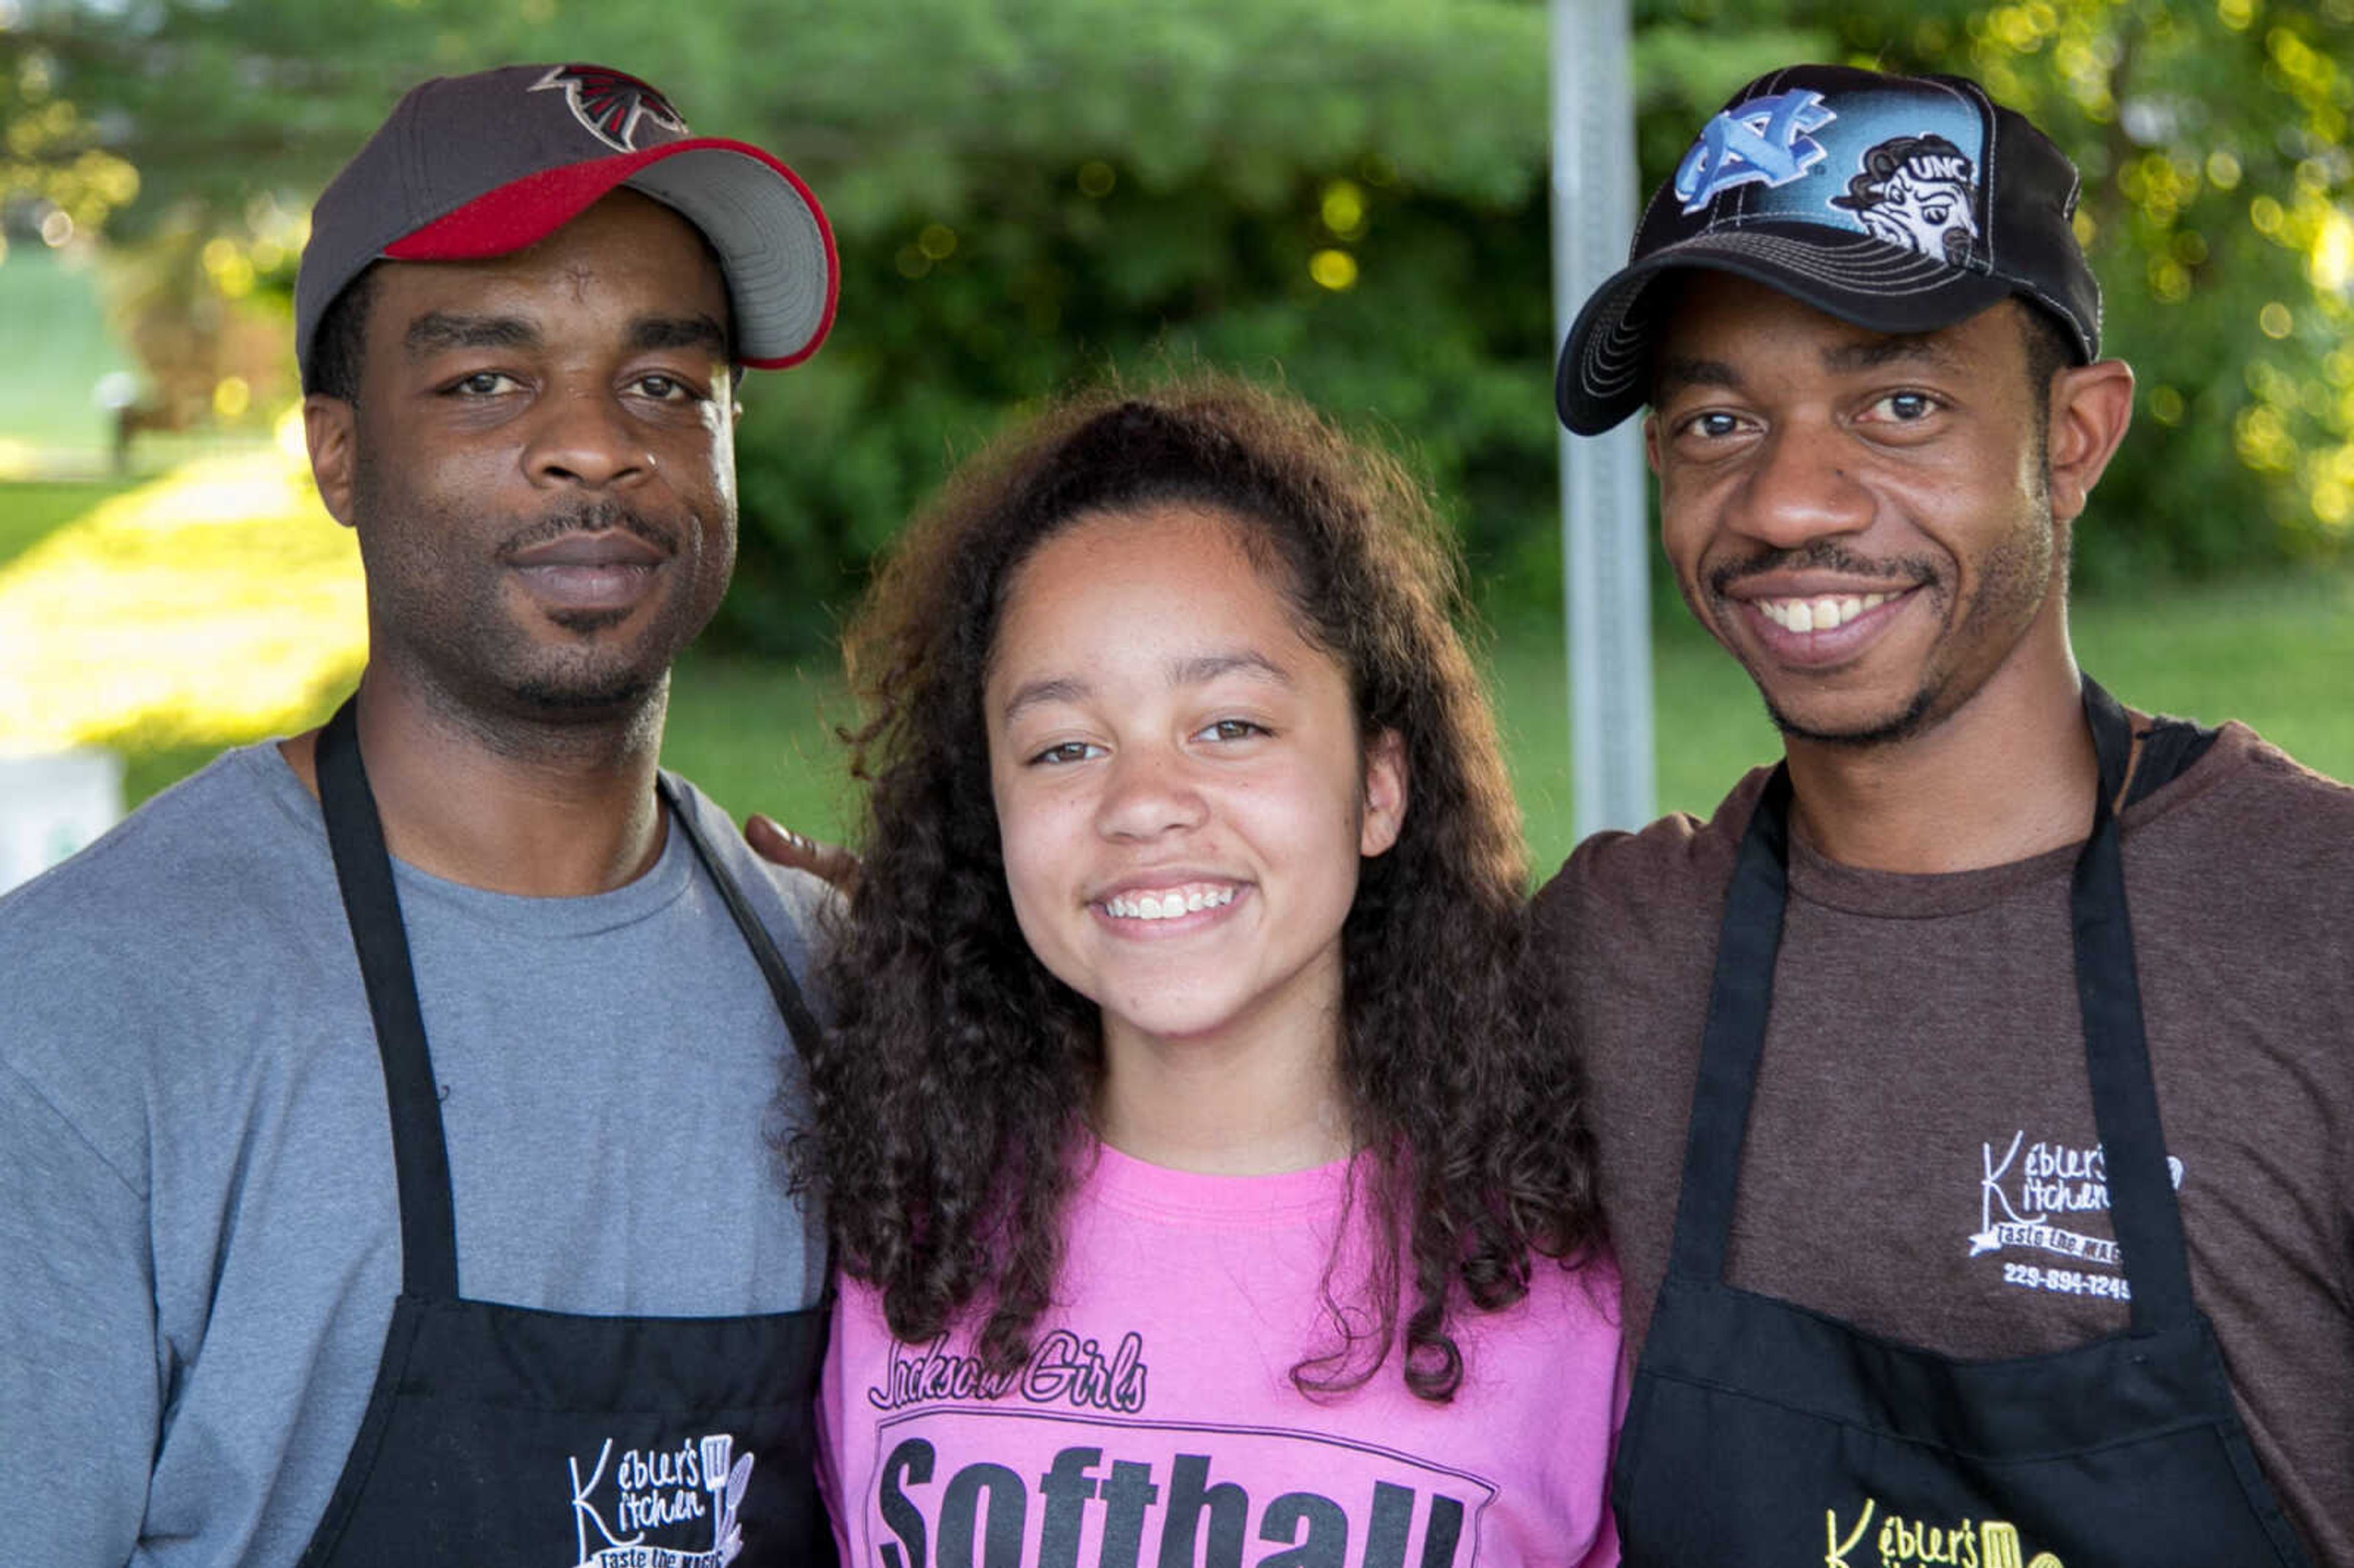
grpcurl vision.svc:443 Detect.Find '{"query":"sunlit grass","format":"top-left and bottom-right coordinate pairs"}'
top-left (0, 440), bottom-right (364, 753)
top-left (1, 480), bottom-right (136, 568)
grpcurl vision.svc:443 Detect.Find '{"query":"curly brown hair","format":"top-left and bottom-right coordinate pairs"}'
top-left (799, 374), bottom-right (1602, 1401)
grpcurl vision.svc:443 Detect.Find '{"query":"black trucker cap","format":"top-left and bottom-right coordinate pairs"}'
top-left (295, 63), bottom-right (836, 390)
top-left (1556, 63), bottom-right (2101, 435)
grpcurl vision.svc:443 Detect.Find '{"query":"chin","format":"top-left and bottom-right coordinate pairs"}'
top-left (1763, 683), bottom-right (1940, 748)
top-left (499, 649), bottom-right (669, 717)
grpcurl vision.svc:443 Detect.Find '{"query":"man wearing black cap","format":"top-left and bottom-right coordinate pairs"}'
top-left (0, 64), bottom-right (841, 1567)
top-left (1542, 64), bottom-right (2352, 1564)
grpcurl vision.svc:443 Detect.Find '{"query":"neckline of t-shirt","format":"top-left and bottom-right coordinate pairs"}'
top-left (1782, 720), bottom-right (2247, 920)
top-left (1081, 1140), bottom-right (1359, 1224)
top-left (245, 741), bottom-right (702, 937)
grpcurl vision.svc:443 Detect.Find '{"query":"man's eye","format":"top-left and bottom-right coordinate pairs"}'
top-left (1683, 411), bottom-right (1743, 439)
top-left (1197, 719), bottom-right (1267, 743)
top-left (449, 371), bottom-right (517, 397)
top-left (635, 373), bottom-right (695, 401)
top-left (1030, 740), bottom-right (1102, 766)
top-left (1876, 392), bottom-right (1937, 421)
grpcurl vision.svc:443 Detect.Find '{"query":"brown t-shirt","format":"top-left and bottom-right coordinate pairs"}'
top-left (1534, 721), bottom-right (2354, 1564)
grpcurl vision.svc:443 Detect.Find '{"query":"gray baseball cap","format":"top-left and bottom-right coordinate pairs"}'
top-left (295, 63), bottom-right (836, 390)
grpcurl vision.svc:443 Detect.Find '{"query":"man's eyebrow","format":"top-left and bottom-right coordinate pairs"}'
top-left (1821, 333), bottom-right (1962, 375)
top-left (403, 313), bottom-right (539, 357)
top-left (629, 313), bottom-right (729, 355)
top-left (1653, 355), bottom-right (1741, 396)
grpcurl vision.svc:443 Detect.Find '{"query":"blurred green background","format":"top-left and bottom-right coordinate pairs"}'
top-left (4, 0), bottom-right (2350, 877)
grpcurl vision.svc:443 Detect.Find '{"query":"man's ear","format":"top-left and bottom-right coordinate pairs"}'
top-left (1642, 411), bottom-right (1664, 475)
top-left (1360, 728), bottom-right (1409, 859)
top-left (305, 395), bottom-right (359, 529)
top-left (2046, 359), bottom-right (2135, 526)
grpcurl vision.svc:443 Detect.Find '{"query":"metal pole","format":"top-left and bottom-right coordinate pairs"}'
top-left (1550, 0), bottom-right (1655, 837)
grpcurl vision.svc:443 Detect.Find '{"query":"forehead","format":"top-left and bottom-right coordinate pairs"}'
top-left (992, 505), bottom-right (1306, 663)
top-left (1005, 505), bottom-right (1260, 614)
top-left (365, 189), bottom-right (729, 341)
top-left (1652, 272), bottom-right (2017, 375)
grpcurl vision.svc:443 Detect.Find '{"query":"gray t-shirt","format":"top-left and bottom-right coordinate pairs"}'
top-left (1536, 721), bottom-right (2354, 1564)
top-left (0, 742), bottom-right (831, 1568)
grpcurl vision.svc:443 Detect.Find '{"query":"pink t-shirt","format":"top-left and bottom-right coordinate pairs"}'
top-left (821, 1143), bottom-right (1623, 1567)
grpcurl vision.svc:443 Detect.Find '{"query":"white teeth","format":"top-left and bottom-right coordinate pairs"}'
top-left (1758, 590), bottom-right (1892, 634)
top-left (1104, 885), bottom-right (1236, 921)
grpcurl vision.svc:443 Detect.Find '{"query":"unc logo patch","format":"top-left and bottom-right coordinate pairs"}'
top-left (531, 64), bottom-right (689, 152)
top-left (1674, 89), bottom-right (1835, 214)
top-left (1832, 133), bottom-right (1983, 265)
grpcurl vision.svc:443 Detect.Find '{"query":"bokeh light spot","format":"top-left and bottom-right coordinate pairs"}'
top-left (1309, 249), bottom-right (1358, 291)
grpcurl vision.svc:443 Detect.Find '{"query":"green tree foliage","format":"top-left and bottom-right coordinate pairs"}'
top-left (7, 0), bottom-right (2349, 650)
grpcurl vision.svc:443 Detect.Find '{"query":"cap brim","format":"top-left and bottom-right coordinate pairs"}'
top-left (1555, 224), bottom-right (2014, 435)
top-left (384, 137), bottom-right (837, 369)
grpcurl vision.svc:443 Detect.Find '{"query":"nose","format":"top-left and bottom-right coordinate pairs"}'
top-left (522, 389), bottom-right (652, 490)
top-left (1094, 742), bottom-right (1208, 842)
top-left (1721, 417), bottom-right (1872, 550)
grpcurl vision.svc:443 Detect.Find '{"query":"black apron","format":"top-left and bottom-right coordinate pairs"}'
top-left (1612, 679), bottom-right (2313, 1567)
top-left (298, 698), bottom-right (836, 1568)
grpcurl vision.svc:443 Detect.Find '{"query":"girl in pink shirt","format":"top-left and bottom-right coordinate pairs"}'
top-left (801, 380), bottom-right (1621, 1567)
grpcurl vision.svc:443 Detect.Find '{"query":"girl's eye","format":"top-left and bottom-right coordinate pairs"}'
top-left (1030, 740), bottom-right (1103, 766)
top-left (1197, 718), bottom-right (1267, 743)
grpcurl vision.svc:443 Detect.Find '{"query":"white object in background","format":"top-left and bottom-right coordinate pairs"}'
top-left (1551, 0), bottom-right (1656, 838)
top-left (0, 748), bottom-right (125, 895)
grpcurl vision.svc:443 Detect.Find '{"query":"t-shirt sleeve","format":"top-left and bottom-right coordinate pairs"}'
top-left (0, 1057), bottom-right (156, 1566)
top-left (1569, 1319), bottom-right (1632, 1568)
top-left (817, 1287), bottom-right (855, 1564)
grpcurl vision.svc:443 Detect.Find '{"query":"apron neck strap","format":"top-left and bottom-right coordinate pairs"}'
top-left (1665, 676), bottom-right (2200, 1333)
top-left (2070, 677), bottom-right (2196, 1328)
top-left (657, 777), bottom-right (826, 1062)
top-left (314, 695), bottom-right (829, 1303)
top-left (316, 696), bottom-right (460, 1300)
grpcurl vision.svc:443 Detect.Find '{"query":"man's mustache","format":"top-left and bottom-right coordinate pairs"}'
top-left (1707, 539), bottom-right (1932, 598)
top-left (496, 501), bottom-right (677, 561)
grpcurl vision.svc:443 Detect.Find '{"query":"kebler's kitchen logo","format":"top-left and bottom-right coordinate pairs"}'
top-left (567, 1433), bottom-right (752, 1568)
top-left (1824, 1495), bottom-right (2064, 1568)
top-left (1970, 1130), bottom-right (2184, 1303)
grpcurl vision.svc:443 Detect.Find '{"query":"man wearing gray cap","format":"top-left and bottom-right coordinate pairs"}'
top-left (0, 64), bottom-right (840, 1567)
top-left (1541, 63), bottom-right (2352, 1564)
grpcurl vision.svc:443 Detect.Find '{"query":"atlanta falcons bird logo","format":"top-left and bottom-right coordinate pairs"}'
top-left (530, 65), bottom-right (688, 152)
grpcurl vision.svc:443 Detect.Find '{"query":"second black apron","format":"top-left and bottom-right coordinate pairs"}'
top-left (1611, 679), bottom-right (2312, 1567)
top-left (299, 698), bottom-right (836, 1568)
